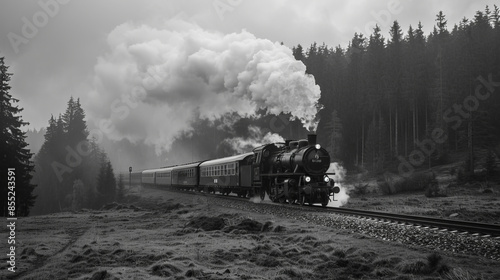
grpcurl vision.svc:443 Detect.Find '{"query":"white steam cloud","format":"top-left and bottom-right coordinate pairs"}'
top-left (87, 19), bottom-right (321, 155)
top-left (327, 162), bottom-right (350, 207)
top-left (222, 125), bottom-right (285, 154)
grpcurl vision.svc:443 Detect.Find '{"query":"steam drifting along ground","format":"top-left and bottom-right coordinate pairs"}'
top-left (327, 162), bottom-right (350, 207)
top-left (86, 18), bottom-right (321, 156)
top-left (2, 187), bottom-right (500, 280)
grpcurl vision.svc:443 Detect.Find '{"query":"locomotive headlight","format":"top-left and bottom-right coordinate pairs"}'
top-left (324, 176), bottom-right (330, 183)
top-left (304, 176), bottom-right (311, 182)
top-left (315, 144), bottom-right (321, 150)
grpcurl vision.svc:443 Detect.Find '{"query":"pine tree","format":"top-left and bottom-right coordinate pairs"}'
top-left (292, 44), bottom-right (305, 62)
top-left (97, 158), bottom-right (116, 205)
top-left (116, 173), bottom-right (125, 202)
top-left (0, 57), bottom-right (36, 216)
top-left (63, 97), bottom-right (88, 147)
top-left (324, 110), bottom-right (343, 160)
top-left (387, 21), bottom-right (404, 157)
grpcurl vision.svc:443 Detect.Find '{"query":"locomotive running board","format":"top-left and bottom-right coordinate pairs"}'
top-left (260, 173), bottom-right (306, 176)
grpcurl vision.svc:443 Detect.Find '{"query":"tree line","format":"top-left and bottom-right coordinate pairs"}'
top-left (30, 97), bottom-right (119, 215)
top-left (297, 7), bottom-right (500, 175)
top-left (1, 56), bottom-right (119, 216)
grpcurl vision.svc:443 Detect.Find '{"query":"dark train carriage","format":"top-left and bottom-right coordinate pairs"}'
top-left (171, 162), bottom-right (202, 189)
top-left (155, 167), bottom-right (173, 187)
top-left (199, 153), bottom-right (254, 196)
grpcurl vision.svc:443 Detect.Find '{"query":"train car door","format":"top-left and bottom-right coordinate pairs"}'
top-left (240, 163), bottom-right (252, 187)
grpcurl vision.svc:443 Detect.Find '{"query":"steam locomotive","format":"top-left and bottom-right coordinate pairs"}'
top-left (130, 134), bottom-right (340, 207)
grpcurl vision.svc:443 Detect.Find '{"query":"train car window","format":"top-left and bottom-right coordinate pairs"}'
top-left (236, 163), bottom-right (239, 175)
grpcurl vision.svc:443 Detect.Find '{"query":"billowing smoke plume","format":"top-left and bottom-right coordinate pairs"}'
top-left (327, 162), bottom-right (350, 207)
top-left (87, 19), bottom-right (321, 155)
top-left (221, 125), bottom-right (285, 154)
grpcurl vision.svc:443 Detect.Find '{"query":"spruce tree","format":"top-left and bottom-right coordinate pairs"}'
top-left (116, 174), bottom-right (125, 202)
top-left (0, 57), bottom-right (36, 216)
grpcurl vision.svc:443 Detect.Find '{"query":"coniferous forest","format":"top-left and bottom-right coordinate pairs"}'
top-left (1, 57), bottom-right (117, 215)
top-left (303, 7), bottom-right (500, 175)
top-left (30, 97), bottom-right (117, 215)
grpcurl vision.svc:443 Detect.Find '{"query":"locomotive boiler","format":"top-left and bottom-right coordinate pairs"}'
top-left (252, 134), bottom-right (340, 206)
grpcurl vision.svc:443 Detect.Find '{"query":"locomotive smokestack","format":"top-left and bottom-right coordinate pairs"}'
top-left (307, 134), bottom-right (317, 145)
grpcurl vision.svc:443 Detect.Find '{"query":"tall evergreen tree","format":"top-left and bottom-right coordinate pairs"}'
top-left (0, 57), bottom-right (36, 216)
top-left (97, 158), bottom-right (116, 205)
top-left (32, 97), bottom-right (115, 214)
top-left (387, 21), bottom-right (404, 157)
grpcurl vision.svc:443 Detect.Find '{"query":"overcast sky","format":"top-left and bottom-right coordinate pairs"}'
top-left (0, 0), bottom-right (497, 131)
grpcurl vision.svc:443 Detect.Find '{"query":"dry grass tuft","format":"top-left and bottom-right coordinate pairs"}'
top-left (444, 268), bottom-right (482, 280)
top-left (150, 261), bottom-right (182, 277)
top-left (397, 260), bottom-right (428, 274)
top-left (186, 216), bottom-right (225, 231)
top-left (223, 218), bottom-right (265, 233)
top-left (89, 270), bottom-right (107, 280)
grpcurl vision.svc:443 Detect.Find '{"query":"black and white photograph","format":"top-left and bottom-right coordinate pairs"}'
top-left (1, 0), bottom-right (500, 279)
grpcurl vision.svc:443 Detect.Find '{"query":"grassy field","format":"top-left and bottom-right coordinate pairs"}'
top-left (1, 187), bottom-right (499, 280)
top-left (341, 169), bottom-right (500, 224)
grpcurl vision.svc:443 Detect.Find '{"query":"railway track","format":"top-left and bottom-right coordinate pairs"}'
top-left (147, 186), bottom-right (500, 238)
top-left (320, 207), bottom-right (500, 237)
